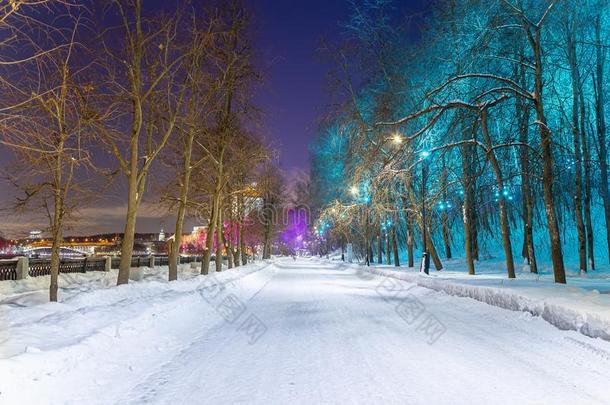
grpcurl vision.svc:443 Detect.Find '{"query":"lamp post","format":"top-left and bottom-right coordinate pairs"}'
top-left (420, 151), bottom-right (431, 275)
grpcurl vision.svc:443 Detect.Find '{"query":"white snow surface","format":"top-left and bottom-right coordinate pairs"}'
top-left (1, 257), bottom-right (610, 404)
top-left (355, 258), bottom-right (610, 342)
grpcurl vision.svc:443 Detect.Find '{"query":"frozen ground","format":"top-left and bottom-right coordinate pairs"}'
top-left (1, 257), bottom-right (610, 404)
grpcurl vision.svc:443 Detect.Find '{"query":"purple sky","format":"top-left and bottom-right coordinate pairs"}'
top-left (251, 0), bottom-right (346, 172)
top-left (251, 0), bottom-right (430, 172)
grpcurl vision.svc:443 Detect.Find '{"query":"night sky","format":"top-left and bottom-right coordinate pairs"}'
top-left (251, 0), bottom-right (346, 172)
top-left (0, 0), bottom-right (430, 237)
top-left (252, 0), bottom-right (430, 173)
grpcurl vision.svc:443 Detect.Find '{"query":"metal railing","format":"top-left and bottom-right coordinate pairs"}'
top-left (179, 256), bottom-right (201, 264)
top-left (0, 260), bottom-right (18, 281)
top-left (28, 257), bottom-right (107, 277)
top-left (155, 255), bottom-right (169, 266)
top-left (0, 254), bottom-right (203, 281)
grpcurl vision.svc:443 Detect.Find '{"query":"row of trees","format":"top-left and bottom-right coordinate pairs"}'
top-left (311, 0), bottom-right (610, 284)
top-left (0, 0), bottom-right (281, 300)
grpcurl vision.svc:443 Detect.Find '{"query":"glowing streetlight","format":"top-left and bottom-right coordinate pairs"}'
top-left (350, 186), bottom-right (359, 196)
top-left (392, 133), bottom-right (403, 145)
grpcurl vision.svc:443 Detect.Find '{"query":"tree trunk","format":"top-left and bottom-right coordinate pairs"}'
top-left (481, 110), bottom-right (515, 278)
top-left (50, 136), bottom-right (65, 301)
top-left (407, 210), bottom-right (414, 267)
top-left (594, 15), bottom-right (610, 264)
top-left (225, 236), bottom-right (233, 269)
top-left (567, 23), bottom-right (587, 273)
top-left (407, 231), bottom-right (414, 267)
top-left (223, 218), bottom-right (233, 270)
top-left (470, 189), bottom-right (479, 261)
top-left (49, 237), bottom-right (61, 302)
top-left (365, 209), bottom-right (372, 266)
top-left (169, 132), bottom-right (194, 281)
top-left (239, 220), bottom-right (248, 265)
top-left (461, 143), bottom-right (475, 275)
top-left (117, 180), bottom-right (139, 285)
top-left (201, 195), bottom-right (219, 275)
top-left (216, 201), bottom-right (223, 272)
top-left (49, 209), bottom-right (63, 302)
top-left (232, 216), bottom-right (240, 267)
top-left (464, 121), bottom-right (479, 262)
top-left (385, 226), bottom-right (391, 265)
top-left (377, 228), bottom-right (382, 264)
top-left (441, 158), bottom-right (452, 259)
top-left (523, 177), bottom-right (537, 274)
top-left (117, 2), bottom-right (145, 286)
top-left (580, 91), bottom-right (594, 270)
top-left (516, 43), bottom-right (538, 273)
top-left (531, 28), bottom-right (566, 283)
top-left (401, 192), bottom-right (415, 268)
top-left (391, 226), bottom-right (399, 267)
top-left (227, 196), bottom-right (238, 268)
top-left (235, 224), bottom-right (242, 267)
top-left (518, 115), bottom-right (537, 274)
top-left (426, 231), bottom-right (443, 271)
top-left (262, 195), bottom-right (272, 260)
top-left (233, 242), bottom-right (240, 267)
top-left (441, 210), bottom-right (451, 259)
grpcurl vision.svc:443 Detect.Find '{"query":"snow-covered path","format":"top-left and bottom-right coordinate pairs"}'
top-left (120, 258), bottom-right (610, 405)
top-left (2, 257), bottom-right (610, 404)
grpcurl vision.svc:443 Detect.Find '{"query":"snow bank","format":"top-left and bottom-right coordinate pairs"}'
top-left (356, 264), bottom-right (610, 342)
top-left (0, 260), bottom-right (273, 358)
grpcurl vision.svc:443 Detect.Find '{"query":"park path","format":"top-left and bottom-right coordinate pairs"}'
top-left (118, 257), bottom-right (610, 405)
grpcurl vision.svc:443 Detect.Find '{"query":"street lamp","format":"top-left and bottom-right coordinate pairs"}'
top-left (420, 150), bottom-right (431, 275)
top-left (391, 133), bottom-right (403, 145)
top-left (350, 185), bottom-right (359, 196)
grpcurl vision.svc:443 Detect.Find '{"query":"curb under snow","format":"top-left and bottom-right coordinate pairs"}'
top-left (363, 266), bottom-right (610, 342)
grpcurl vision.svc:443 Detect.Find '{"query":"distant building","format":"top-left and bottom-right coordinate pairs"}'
top-left (192, 226), bottom-right (206, 237)
top-left (16, 232), bottom-right (176, 256)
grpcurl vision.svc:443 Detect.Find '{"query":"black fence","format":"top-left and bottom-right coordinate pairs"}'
top-left (0, 255), bottom-right (203, 281)
top-left (155, 255), bottom-right (169, 266)
top-left (179, 256), bottom-right (201, 264)
top-left (28, 257), bottom-right (107, 277)
top-left (130, 256), bottom-right (148, 268)
top-left (109, 255), bottom-right (202, 269)
top-left (0, 260), bottom-right (18, 281)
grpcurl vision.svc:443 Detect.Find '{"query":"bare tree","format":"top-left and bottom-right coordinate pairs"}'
top-left (196, 2), bottom-right (260, 275)
top-left (98, 0), bottom-right (187, 285)
top-left (162, 10), bottom-right (220, 281)
top-left (2, 7), bottom-right (94, 301)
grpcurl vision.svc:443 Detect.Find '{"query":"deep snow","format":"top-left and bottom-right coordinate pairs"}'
top-left (1, 258), bottom-right (610, 404)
